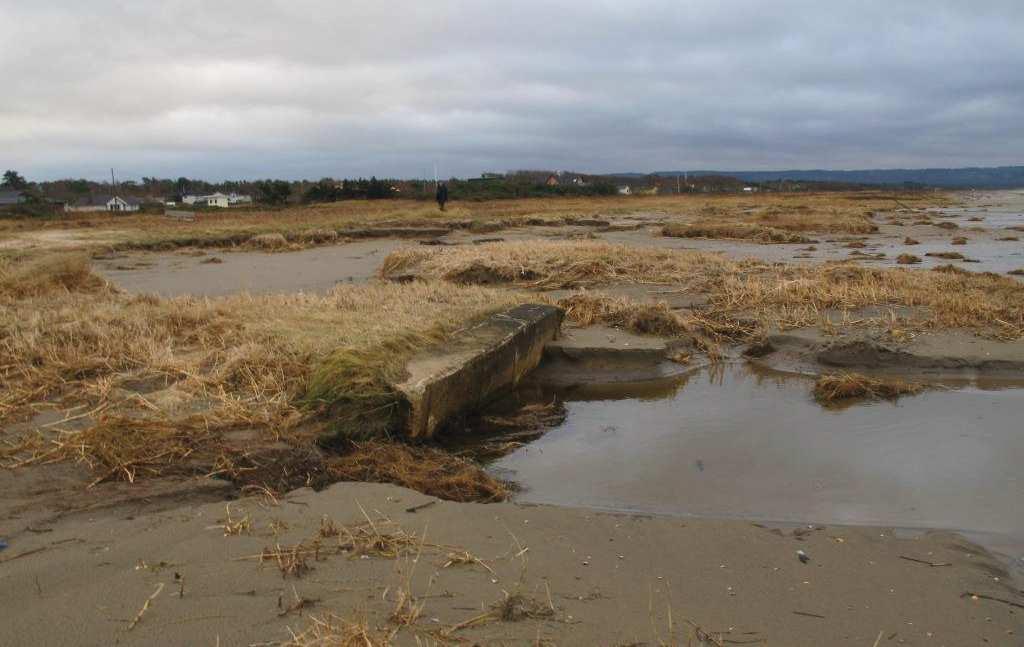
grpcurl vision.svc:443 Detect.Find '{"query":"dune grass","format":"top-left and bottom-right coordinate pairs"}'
top-left (750, 205), bottom-right (878, 234)
top-left (662, 222), bottom-right (813, 243)
top-left (383, 240), bottom-right (1024, 340)
top-left (381, 240), bottom-right (737, 291)
top-left (0, 254), bottom-right (530, 485)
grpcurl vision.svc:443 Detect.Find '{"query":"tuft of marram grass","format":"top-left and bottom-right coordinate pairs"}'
top-left (813, 373), bottom-right (923, 403)
top-left (661, 222), bottom-right (813, 244)
top-left (284, 613), bottom-right (394, 646)
top-left (557, 292), bottom-right (690, 336)
top-left (0, 253), bottom-right (109, 298)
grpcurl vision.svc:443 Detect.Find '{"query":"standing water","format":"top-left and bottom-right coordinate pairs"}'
top-left (487, 364), bottom-right (1024, 555)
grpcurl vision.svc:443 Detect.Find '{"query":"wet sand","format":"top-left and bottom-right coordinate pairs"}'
top-left (94, 239), bottom-right (412, 297)
top-left (1, 481), bottom-right (1020, 646)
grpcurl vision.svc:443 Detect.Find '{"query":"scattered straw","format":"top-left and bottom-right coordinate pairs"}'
top-left (127, 582), bottom-right (165, 631)
top-left (326, 441), bottom-right (509, 503)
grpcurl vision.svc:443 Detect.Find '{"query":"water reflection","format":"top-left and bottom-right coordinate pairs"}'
top-left (487, 363), bottom-right (1024, 554)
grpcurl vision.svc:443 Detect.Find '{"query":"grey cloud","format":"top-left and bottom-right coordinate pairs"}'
top-left (2, 0), bottom-right (1022, 180)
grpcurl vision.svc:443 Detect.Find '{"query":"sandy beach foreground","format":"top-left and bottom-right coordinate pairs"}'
top-left (1, 479), bottom-right (1019, 646)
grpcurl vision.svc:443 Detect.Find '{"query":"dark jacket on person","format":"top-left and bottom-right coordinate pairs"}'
top-left (435, 183), bottom-right (448, 205)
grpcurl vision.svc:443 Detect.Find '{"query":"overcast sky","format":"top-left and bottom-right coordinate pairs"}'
top-left (2, 1), bottom-right (1023, 181)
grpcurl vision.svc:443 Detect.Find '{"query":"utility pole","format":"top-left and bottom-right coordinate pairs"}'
top-left (111, 167), bottom-right (116, 190)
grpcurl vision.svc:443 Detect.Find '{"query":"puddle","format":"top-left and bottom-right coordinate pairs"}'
top-left (484, 363), bottom-right (1024, 559)
top-left (94, 239), bottom-right (411, 296)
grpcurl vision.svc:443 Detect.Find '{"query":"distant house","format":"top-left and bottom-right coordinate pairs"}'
top-left (66, 195), bottom-right (140, 212)
top-left (617, 185), bottom-right (632, 195)
top-left (545, 174), bottom-right (560, 187)
top-left (182, 192), bottom-right (249, 208)
top-left (0, 189), bottom-right (26, 207)
top-left (107, 196), bottom-right (140, 212)
top-left (743, 186), bottom-right (758, 193)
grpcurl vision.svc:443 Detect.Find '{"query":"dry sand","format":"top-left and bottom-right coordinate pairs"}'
top-left (1, 480), bottom-right (1020, 646)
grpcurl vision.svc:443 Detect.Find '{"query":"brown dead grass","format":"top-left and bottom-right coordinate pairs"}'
top-left (813, 373), bottom-right (923, 403)
top-left (384, 240), bottom-right (1024, 340)
top-left (662, 222), bottom-right (812, 244)
top-left (0, 253), bottom-right (108, 298)
top-left (750, 205), bottom-right (879, 234)
top-left (0, 191), bottom-right (947, 254)
top-left (557, 293), bottom-right (690, 336)
top-left (896, 254), bottom-right (921, 265)
top-left (284, 614), bottom-right (394, 647)
top-left (327, 441), bottom-right (509, 502)
top-left (1, 255), bottom-right (531, 486)
top-left (381, 240), bottom-right (735, 291)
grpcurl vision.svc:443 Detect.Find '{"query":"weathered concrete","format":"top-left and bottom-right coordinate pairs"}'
top-left (528, 323), bottom-right (694, 388)
top-left (394, 304), bottom-right (564, 438)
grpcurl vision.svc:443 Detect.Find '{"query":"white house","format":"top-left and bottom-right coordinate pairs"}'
top-left (617, 185), bottom-right (632, 195)
top-left (66, 195), bottom-right (140, 212)
top-left (183, 192), bottom-right (245, 208)
top-left (107, 196), bottom-right (140, 212)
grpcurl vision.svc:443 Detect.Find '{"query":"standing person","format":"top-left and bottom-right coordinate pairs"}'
top-left (435, 182), bottom-right (448, 211)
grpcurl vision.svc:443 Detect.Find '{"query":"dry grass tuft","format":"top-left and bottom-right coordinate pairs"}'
top-left (381, 240), bottom-right (732, 291)
top-left (491, 592), bottom-right (556, 622)
top-left (285, 613), bottom-right (394, 647)
top-left (951, 236), bottom-right (968, 245)
top-left (0, 253), bottom-right (108, 298)
top-left (662, 222), bottom-right (812, 244)
top-left (925, 251), bottom-right (965, 260)
top-left (250, 232), bottom-right (289, 249)
top-left (326, 441), bottom-right (509, 503)
top-left (751, 205), bottom-right (878, 234)
top-left (904, 237), bottom-right (920, 245)
top-left (813, 372), bottom-right (923, 404)
top-left (896, 254), bottom-right (921, 265)
top-left (558, 293), bottom-right (690, 336)
top-left (443, 591), bottom-right (556, 637)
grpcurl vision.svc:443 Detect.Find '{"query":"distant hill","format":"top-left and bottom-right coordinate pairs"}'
top-left (647, 166), bottom-right (1024, 189)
